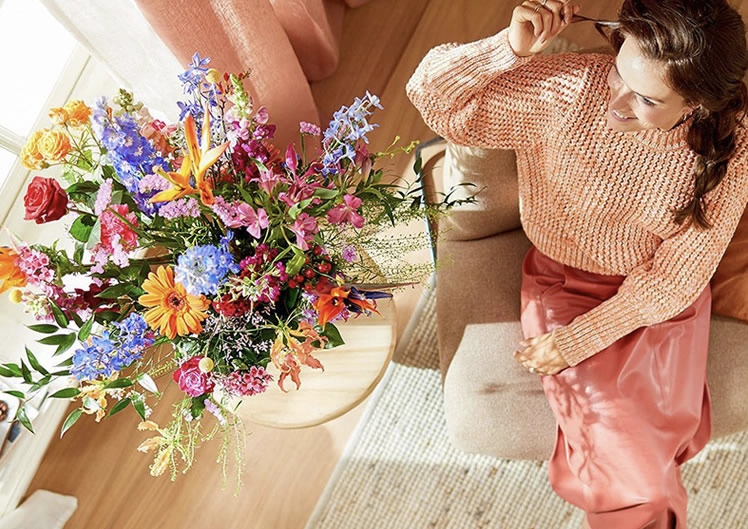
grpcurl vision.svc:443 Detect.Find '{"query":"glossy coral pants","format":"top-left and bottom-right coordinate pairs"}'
top-left (520, 247), bottom-right (711, 529)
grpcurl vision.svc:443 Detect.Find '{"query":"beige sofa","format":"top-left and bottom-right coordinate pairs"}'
top-left (422, 140), bottom-right (748, 461)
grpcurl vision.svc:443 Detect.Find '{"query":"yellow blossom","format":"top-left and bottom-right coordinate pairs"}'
top-left (20, 130), bottom-right (47, 170)
top-left (36, 129), bottom-right (71, 162)
top-left (149, 447), bottom-right (172, 477)
top-left (198, 357), bottom-right (214, 373)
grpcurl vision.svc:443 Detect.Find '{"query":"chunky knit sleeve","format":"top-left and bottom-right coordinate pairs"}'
top-left (406, 28), bottom-right (589, 149)
top-left (553, 161), bottom-right (748, 366)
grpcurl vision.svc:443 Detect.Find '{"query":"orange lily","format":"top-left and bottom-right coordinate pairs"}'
top-left (270, 326), bottom-right (326, 392)
top-left (0, 247), bottom-right (27, 294)
top-left (183, 109), bottom-right (229, 205)
top-left (149, 156), bottom-right (195, 203)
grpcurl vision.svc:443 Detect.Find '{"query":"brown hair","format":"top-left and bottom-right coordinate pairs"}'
top-left (606, 0), bottom-right (748, 229)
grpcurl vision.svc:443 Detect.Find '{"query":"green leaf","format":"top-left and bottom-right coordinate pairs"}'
top-left (54, 334), bottom-right (77, 357)
top-left (0, 365), bottom-right (18, 378)
top-left (49, 388), bottom-right (81, 399)
top-left (27, 324), bottom-right (59, 334)
top-left (104, 378), bottom-right (134, 390)
top-left (60, 408), bottom-right (83, 438)
top-left (29, 375), bottom-right (52, 392)
top-left (133, 399), bottom-right (147, 421)
top-left (37, 333), bottom-right (76, 346)
top-left (190, 396), bottom-right (206, 419)
top-left (20, 360), bottom-right (33, 384)
top-left (288, 198), bottom-right (314, 220)
top-left (322, 323), bottom-right (345, 348)
top-left (0, 363), bottom-right (22, 377)
top-left (96, 283), bottom-right (136, 299)
top-left (50, 302), bottom-right (69, 328)
top-left (313, 188), bottom-right (339, 200)
top-left (2, 389), bottom-right (25, 399)
top-left (55, 357), bottom-right (74, 367)
top-left (70, 311), bottom-right (84, 328)
top-left (77, 315), bottom-right (95, 342)
top-left (26, 348), bottom-right (49, 375)
top-left (108, 398), bottom-right (131, 417)
top-left (16, 406), bottom-right (34, 434)
top-left (73, 243), bottom-right (85, 265)
top-left (70, 214), bottom-right (97, 243)
top-left (286, 249), bottom-right (307, 277)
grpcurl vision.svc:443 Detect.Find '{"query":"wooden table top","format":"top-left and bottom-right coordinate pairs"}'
top-left (237, 300), bottom-right (396, 429)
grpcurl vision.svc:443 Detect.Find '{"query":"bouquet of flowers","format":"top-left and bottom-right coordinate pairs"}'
top-left (0, 54), bottom-right (461, 481)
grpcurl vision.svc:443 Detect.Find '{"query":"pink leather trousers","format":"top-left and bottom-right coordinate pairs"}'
top-left (520, 247), bottom-right (711, 529)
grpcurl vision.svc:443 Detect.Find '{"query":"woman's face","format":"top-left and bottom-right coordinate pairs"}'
top-left (606, 36), bottom-right (697, 132)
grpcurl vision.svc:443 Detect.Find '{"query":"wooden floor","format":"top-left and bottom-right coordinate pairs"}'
top-left (27, 1), bottom-right (748, 528)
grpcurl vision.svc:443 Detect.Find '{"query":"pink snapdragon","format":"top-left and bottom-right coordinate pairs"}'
top-left (327, 194), bottom-right (365, 229)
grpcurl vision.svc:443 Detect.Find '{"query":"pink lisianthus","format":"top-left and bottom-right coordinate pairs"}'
top-left (173, 357), bottom-right (215, 397)
top-left (291, 213), bottom-right (318, 250)
top-left (327, 194), bottom-right (365, 229)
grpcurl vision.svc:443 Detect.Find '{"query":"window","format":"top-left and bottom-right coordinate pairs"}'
top-left (0, 0), bottom-right (83, 215)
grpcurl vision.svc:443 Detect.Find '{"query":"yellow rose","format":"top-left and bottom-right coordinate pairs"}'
top-left (48, 107), bottom-right (69, 126)
top-left (20, 130), bottom-right (47, 170)
top-left (36, 129), bottom-right (71, 162)
top-left (63, 100), bottom-right (92, 127)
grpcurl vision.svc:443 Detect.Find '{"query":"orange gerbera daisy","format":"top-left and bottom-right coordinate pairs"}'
top-left (0, 246), bottom-right (27, 294)
top-left (138, 265), bottom-right (210, 339)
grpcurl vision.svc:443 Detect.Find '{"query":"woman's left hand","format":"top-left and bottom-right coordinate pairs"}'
top-left (513, 330), bottom-right (569, 376)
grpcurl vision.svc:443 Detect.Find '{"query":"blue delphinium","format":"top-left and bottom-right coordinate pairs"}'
top-left (90, 98), bottom-right (167, 215)
top-left (111, 313), bottom-right (156, 368)
top-left (71, 314), bottom-right (156, 382)
top-left (177, 52), bottom-right (219, 124)
top-left (321, 92), bottom-right (383, 175)
top-left (175, 244), bottom-right (241, 296)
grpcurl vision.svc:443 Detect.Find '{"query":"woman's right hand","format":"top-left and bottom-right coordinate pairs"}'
top-left (508, 0), bottom-right (580, 57)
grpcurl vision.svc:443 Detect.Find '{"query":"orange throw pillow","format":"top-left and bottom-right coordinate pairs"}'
top-left (712, 206), bottom-right (748, 322)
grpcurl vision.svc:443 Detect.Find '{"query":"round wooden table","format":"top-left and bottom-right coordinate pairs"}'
top-left (237, 300), bottom-right (396, 429)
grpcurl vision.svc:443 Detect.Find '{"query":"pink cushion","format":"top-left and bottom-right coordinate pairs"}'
top-left (270, 0), bottom-right (345, 81)
top-left (135, 0), bottom-right (320, 148)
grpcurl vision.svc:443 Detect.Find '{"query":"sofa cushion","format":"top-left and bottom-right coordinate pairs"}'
top-left (440, 143), bottom-right (521, 241)
top-left (711, 206), bottom-right (748, 323)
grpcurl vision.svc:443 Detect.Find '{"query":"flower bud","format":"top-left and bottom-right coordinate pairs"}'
top-left (198, 356), bottom-right (214, 373)
top-left (9, 289), bottom-right (23, 304)
top-left (206, 68), bottom-right (221, 84)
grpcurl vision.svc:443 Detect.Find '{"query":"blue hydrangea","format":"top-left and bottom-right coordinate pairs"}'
top-left (175, 244), bottom-right (240, 296)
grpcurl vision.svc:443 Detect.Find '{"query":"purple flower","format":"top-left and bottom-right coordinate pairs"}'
top-left (342, 245), bottom-right (358, 262)
top-left (158, 197), bottom-right (201, 219)
top-left (299, 121), bottom-right (321, 136)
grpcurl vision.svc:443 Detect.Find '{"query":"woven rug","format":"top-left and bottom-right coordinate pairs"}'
top-left (305, 283), bottom-right (748, 529)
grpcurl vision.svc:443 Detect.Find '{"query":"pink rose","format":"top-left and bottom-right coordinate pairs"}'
top-left (173, 357), bottom-right (215, 397)
top-left (23, 176), bottom-right (68, 224)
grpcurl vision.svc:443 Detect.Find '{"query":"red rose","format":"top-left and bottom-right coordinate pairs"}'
top-left (23, 176), bottom-right (68, 224)
top-left (173, 357), bottom-right (215, 397)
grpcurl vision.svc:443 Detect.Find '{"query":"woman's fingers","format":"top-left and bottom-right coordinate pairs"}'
top-left (510, 1), bottom-right (580, 55)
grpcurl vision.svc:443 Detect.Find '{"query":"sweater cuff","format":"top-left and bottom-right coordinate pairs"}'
top-left (553, 289), bottom-right (648, 366)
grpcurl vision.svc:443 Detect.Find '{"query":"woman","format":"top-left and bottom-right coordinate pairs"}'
top-left (407, 0), bottom-right (748, 527)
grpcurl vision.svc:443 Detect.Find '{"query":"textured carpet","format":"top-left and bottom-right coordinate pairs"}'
top-left (305, 284), bottom-right (748, 529)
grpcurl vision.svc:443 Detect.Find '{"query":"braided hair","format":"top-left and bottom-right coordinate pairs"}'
top-left (608, 0), bottom-right (748, 229)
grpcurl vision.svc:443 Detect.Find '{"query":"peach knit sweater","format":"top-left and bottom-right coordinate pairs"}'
top-left (407, 29), bottom-right (748, 366)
